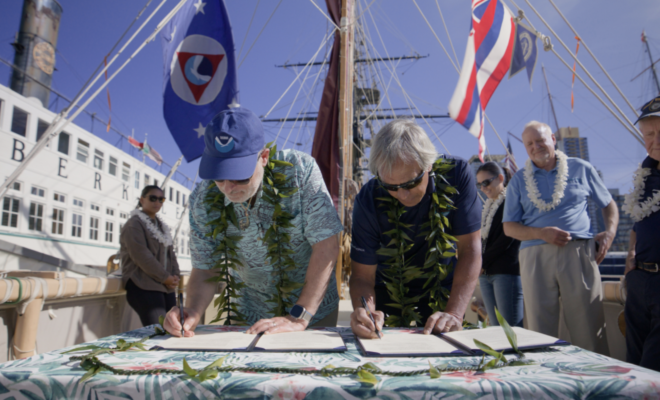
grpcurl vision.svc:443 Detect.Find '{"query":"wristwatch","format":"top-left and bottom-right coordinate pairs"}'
top-left (289, 304), bottom-right (314, 323)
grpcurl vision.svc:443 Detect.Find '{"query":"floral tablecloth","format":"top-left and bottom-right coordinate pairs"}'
top-left (1, 325), bottom-right (659, 399)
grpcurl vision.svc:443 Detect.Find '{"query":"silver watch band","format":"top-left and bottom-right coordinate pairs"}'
top-left (300, 308), bottom-right (313, 322)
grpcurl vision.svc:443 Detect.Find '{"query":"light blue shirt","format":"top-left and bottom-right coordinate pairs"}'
top-left (502, 157), bottom-right (612, 250)
top-left (189, 149), bottom-right (343, 324)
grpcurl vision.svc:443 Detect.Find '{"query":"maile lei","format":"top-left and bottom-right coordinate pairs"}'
top-left (203, 142), bottom-right (300, 325)
top-left (524, 150), bottom-right (568, 212)
top-left (480, 191), bottom-right (506, 253)
top-left (623, 164), bottom-right (660, 222)
top-left (376, 157), bottom-right (457, 328)
top-left (130, 209), bottom-right (173, 247)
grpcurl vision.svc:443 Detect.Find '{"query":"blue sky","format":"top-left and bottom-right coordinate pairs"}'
top-left (1, 0), bottom-right (659, 191)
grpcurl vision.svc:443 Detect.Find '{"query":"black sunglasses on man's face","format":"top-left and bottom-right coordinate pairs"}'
top-left (378, 170), bottom-right (426, 192)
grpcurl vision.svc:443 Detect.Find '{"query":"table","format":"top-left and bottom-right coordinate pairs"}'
top-left (1, 325), bottom-right (659, 399)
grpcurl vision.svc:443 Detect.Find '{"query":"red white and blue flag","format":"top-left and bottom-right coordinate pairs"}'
top-left (503, 138), bottom-right (518, 173)
top-left (448, 0), bottom-right (515, 162)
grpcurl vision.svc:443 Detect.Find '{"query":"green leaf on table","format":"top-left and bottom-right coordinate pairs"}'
top-left (80, 366), bottom-right (102, 382)
top-left (197, 369), bottom-right (218, 382)
top-left (158, 315), bottom-right (165, 329)
top-left (428, 361), bottom-right (441, 379)
top-left (494, 307), bottom-right (521, 355)
top-left (356, 369), bottom-right (379, 385)
top-left (361, 362), bottom-right (381, 371)
top-left (321, 364), bottom-right (336, 377)
top-left (182, 358), bottom-right (198, 377)
top-left (473, 339), bottom-right (507, 364)
top-left (206, 355), bottom-right (228, 370)
top-left (61, 345), bottom-right (104, 354)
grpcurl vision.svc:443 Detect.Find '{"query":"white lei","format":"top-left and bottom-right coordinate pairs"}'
top-left (481, 191), bottom-right (506, 251)
top-left (524, 150), bottom-right (569, 212)
top-left (131, 209), bottom-right (173, 247)
top-left (623, 164), bottom-right (660, 222)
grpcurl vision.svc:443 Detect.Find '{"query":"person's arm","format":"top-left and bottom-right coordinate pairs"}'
top-left (349, 261), bottom-right (385, 339)
top-left (625, 230), bottom-right (637, 275)
top-left (246, 234), bottom-right (339, 334)
top-left (594, 200), bottom-right (619, 264)
top-left (424, 230), bottom-right (481, 334)
top-left (163, 267), bottom-right (218, 337)
top-left (503, 221), bottom-right (572, 246)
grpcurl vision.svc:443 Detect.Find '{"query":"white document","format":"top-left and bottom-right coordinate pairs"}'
top-left (254, 330), bottom-right (346, 351)
top-left (156, 331), bottom-right (257, 351)
top-left (442, 326), bottom-right (564, 352)
top-left (358, 331), bottom-right (465, 356)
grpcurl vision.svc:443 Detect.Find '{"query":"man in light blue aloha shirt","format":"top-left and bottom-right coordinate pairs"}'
top-left (163, 107), bottom-right (342, 336)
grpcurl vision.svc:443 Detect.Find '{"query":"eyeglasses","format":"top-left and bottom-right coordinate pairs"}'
top-left (476, 176), bottom-right (497, 190)
top-left (148, 195), bottom-right (166, 203)
top-left (215, 175), bottom-right (253, 186)
top-left (378, 170), bottom-right (426, 192)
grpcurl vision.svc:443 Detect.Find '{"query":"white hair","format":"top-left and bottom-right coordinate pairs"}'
top-left (369, 119), bottom-right (438, 176)
top-left (522, 120), bottom-right (552, 137)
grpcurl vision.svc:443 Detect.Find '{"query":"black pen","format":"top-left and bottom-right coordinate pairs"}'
top-left (178, 291), bottom-right (185, 337)
top-left (360, 296), bottom-right (382, 339)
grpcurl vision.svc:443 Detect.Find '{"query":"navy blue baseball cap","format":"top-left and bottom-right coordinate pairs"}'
top-left (198, 107), bottom-right (265, 181)
top-left (635, 95), bottom-right (660, 124)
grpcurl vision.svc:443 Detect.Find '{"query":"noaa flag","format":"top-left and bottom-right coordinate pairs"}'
top-left (161, 0), bottom-right (238, 162)
top-left (509, 22), bottom-right (538, 87)
top-left (448, 0), bottom-right (515, 162)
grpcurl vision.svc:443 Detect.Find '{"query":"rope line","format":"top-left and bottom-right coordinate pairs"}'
top-left (238, 0), bottom-right (283, 69)
top-left (434, 0), bottom-right (461, 68)
top-left (237, 0), bottom-right (261, 61)
top-left (308, 0), bottom-right (340, 31)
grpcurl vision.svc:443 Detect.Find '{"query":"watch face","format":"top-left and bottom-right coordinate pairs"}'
top-left (290, 304), bottom-right (304, 318)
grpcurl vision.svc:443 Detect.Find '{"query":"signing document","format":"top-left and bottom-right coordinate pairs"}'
top-left (442, 326), bottom-right (568, 354)
top-left (156, 331), bottom-right (256, 352)
top-left (357, 329), bottom-right (467, 357)
top-left (253, 330), bottom-right (346, 352)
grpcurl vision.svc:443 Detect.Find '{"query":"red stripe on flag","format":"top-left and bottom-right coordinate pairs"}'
top-left (456, 63), bottom-right (479, 125)
top-left (473, 0), bottom-right (497, 51)
top-left (479, 16), bottom-right (515, 107)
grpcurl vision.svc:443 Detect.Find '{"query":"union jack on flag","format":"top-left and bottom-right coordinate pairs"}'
top-left (448, 0), bottom-right (515, 162)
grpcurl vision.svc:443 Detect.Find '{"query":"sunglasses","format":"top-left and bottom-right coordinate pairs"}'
top-left (476, 176), bottom-right (496, 190)
top-left (148, 195), bottom-right (166, 203)
top-left (214, 175), bottom-right (252, 186)
top-left (378, 170), bottom-right (426, 192)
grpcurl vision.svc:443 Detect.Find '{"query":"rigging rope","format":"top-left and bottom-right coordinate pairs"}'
top-left (546, 0), bottom-right (638, 116)
top-left (238, 0), bottom-right (283, 69)
top-left (308, 0), bottom-right (340, 30)
top-left (263, 28), bottom-right (337, 120)
top-left (520, 0), bottom-right (644, 142)
top-left (410, 0), bottom-right (459, 73)
top-left (237, 0), bottom-right (261, 61)
top-left (435, 0), bottom-right (461, 69)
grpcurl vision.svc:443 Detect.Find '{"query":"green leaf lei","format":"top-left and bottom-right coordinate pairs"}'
top-left (376, 157), bottom-right (458, 328)
top-left (202, 142), bottom-right (300, 325)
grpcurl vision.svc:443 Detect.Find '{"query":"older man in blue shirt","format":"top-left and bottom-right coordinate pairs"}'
top-left (624, 97), bottom-right (660, 372)
top-left (503, 121), bottom-right (618, 355)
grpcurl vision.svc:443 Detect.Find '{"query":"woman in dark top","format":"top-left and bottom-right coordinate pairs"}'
top-left (476, 162), bottom-right (523, 327)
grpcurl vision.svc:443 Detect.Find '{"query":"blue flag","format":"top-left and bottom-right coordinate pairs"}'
top-left (509, 22), bottom-right (537, 87)
top-left (161, 0), bottom-right (239, 162)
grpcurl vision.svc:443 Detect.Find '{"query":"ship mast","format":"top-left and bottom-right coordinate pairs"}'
top-left (542, 64), bottom-right (560, 133)
top-left (338, 0), bottom-right (355, 226)
top-left (642, 30), bottom-right (660, 95)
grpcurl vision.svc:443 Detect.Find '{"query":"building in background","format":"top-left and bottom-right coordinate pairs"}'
top-left (607, 188), bottom-right (633, 252)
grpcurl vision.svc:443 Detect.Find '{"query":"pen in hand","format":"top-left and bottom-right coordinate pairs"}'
top-left (178, 291), bottom-right (185, 337)
top-left (360, 296), bottom-right (382, 339)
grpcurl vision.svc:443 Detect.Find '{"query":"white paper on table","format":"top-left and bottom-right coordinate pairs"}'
top-left (441, 326), bottom-right (567, 352)
top-left (357, 331), bottom-right (466, 356)
top-left (253, 330), bottom-right (346, 351)
top-left (155, 331), bottom-right (257, 351)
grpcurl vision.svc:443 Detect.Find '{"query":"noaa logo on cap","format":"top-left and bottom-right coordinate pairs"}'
top-left (651, 102), bottom-right (660, 112)
top-left (214, 135), bottom-right (235, 153)
top-left (170, 34), bottom-right (228, 105)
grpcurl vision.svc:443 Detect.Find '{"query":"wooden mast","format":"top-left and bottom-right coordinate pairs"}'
top-left (336, 0), bottom-right (355, 297)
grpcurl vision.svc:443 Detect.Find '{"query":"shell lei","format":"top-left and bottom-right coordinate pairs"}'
top-left (523, 150), bottom-right (569, 212)
top-left (623, 165), bottom-right (660, 222)
top-left (130, 209), bottom-right (173, 247)
top-left (480, 191), bottom-right (506, 252)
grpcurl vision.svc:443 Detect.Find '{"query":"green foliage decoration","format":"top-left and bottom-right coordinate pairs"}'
top-left (260, 142), bottom-right (302, 317)
top-left (376, 158), bottom-right (458, 327)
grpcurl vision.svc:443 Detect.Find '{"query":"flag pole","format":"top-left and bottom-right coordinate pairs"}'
top-left (161, 156), bottom-right (183, 190)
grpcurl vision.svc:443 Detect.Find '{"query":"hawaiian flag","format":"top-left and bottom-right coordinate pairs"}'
top-left (448, 0), bottom-right (515, 162)
top-left (161, 0), bottom-right (239, 162)
top-left (128, 136), bottom-right (143, 150)
top-left (503, 138), bottom-right (518, 173)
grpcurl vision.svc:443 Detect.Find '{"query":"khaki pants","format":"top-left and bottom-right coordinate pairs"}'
top-left (519, 240), bottom-right (609, 355)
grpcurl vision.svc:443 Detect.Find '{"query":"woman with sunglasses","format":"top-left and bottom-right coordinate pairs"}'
top-left (476, 162), bottom-right (523, 327)
top-left (120, 185), bottom-right (181, 326)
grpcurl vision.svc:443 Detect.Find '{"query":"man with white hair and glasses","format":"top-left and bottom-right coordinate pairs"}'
top-left (349, 119), bottom-right (482, 338)
top-left (502, 120), bottom-right (618, 355)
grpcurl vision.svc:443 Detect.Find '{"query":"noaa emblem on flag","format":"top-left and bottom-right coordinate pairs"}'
top-left (170, 34), bottom-right (228, 105)
top-left (520, 32), bottom-right (533, 61)
top-left (214, 135), bottom-right (235, 153)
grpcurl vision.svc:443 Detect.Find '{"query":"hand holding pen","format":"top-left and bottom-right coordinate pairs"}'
top-left (353, 296), bottom-right (383, 339)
